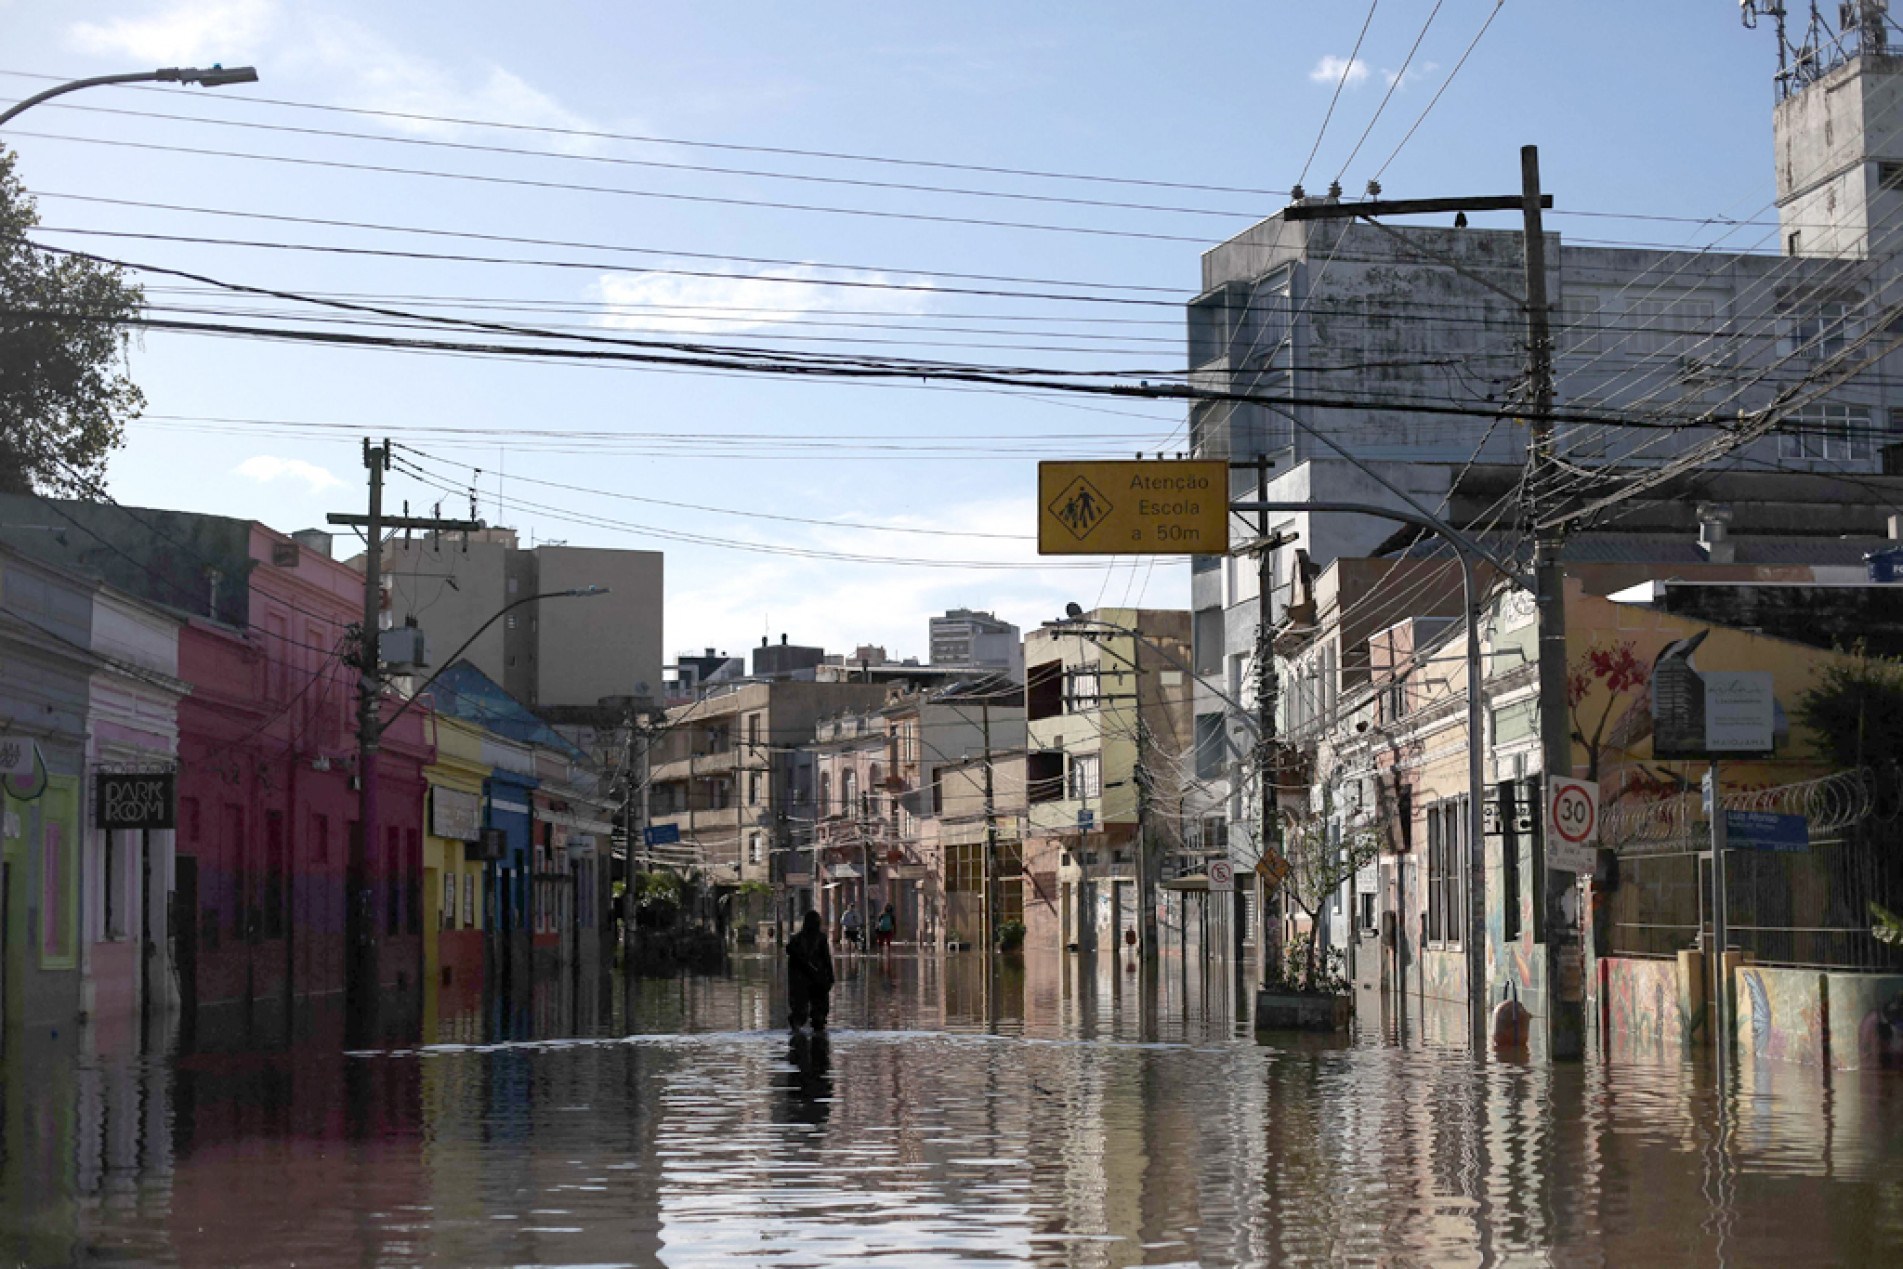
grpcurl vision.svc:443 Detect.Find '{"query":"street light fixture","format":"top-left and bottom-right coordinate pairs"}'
top-left (0, 66), bottom-right (261, 127)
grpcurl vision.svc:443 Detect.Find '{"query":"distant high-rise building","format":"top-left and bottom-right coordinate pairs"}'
top-left (928, 609), bottom-right (1022, 680)
top-left (377, 529), bottom-right (663, 711)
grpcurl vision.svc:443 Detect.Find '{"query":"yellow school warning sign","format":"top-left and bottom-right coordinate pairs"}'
top-left (1037, 460), bottom-right (1229, 555)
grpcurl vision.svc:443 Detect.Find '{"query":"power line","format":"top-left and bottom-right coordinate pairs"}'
top-left (0, 67), bottom-right (1295, 199)
top-left (10, 129), bottom-right (1226, 246)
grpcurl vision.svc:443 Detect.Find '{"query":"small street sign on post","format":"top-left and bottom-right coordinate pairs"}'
top-left (1208, 859), bottom-right (1235, 892)
top-left (1037, 460), bottom-right (1229, 555)
top-left (1546, 776), bottom-right (1599, 873)
top-left (1724, 810), bottom-right (1810, 853)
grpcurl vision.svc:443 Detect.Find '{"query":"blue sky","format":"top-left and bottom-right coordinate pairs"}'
top-left (2, 2), bottom-right (1780, 661)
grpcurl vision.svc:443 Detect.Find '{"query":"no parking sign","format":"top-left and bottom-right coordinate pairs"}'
top-left (1545, 776), bottom-right (1598, 874)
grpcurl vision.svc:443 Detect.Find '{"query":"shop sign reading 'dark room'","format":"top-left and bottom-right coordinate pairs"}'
top-left (1037, 460), bottom-right (1229, 555)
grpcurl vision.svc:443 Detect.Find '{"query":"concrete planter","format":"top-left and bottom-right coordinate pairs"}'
top-left (1255, 988), bottom-right (1353, 1032)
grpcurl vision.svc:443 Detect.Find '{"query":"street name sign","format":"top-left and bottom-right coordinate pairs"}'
top-left (1546, 776), bottom-right (1599, 873)
top-left (1724, 810), bottom-right (1810, 853)
top-left (1208, 859), bottom-right (1235, 892)
top-left (1038, 460), bottom-right (1229, 555)
top-left (643, 823), bottom-right (681, 847)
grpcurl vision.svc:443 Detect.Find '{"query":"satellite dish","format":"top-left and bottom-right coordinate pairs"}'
top-left (1065, 602), bottom-right (1084, 620)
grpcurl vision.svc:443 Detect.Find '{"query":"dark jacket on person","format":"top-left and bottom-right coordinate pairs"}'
top-left (787, 923), bottom-right (835, 991)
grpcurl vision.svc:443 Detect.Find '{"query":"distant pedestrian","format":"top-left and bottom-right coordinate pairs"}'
top-left (787, 910), bottom-right (836, 1031)
top-left (841, 903), bottom-right (863, 951)
top-left (874, 902), bottom-right (896, 951)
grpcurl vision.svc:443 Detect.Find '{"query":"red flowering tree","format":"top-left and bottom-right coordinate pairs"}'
top-left (1567, 640), bottom-right (1648, 783)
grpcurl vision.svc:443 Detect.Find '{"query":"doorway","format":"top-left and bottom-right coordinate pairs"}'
top-left (173, 856), bottom-right (198, 1044)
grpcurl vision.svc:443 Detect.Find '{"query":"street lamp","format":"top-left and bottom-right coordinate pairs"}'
top-left (0, 66), bottom-right (260, 127)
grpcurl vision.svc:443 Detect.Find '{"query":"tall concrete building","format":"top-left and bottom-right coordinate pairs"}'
top-left (1187, 15), bottom-right (1903, 866)
top-left (378, 529), bottom-right (663, 711)
top-left (928, 609), bottom-right (1023, 680)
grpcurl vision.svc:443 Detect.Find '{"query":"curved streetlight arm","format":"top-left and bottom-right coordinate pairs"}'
top-left (0, 66), bottom-right (259, 127)
top-left (1229, 499), bottom-right (1528, 590)
top-left (376, 586), bottom-right (607, 734)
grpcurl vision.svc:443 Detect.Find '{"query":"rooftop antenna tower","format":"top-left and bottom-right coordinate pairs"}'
top-left (1744, 2), bottom-right (1893, 98)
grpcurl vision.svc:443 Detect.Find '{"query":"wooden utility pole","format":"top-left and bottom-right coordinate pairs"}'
top-left (327, 439), bottom-right (481, 1029)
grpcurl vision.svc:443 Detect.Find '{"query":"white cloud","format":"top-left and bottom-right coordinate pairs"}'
top-left (1309, 55), bottom-right (1371, 88)
top-left (67, 2), bottom-right (601, 146)
top-left (593, 265), bottom-right (936, 337)
top-left (1384, 60), bottom-right (1439, 91)
top-left (233, 455), bottom-right (344, 493)
top-left (70, 0), bottom-right (276, 65)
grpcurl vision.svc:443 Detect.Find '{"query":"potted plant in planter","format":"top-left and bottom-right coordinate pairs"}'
top-left (946, 929), bottom-right (971, 952)
top-left (995, 919), bottom-right (1026, 954)
top-left (1255, 814), bottom-right (1377, 1032)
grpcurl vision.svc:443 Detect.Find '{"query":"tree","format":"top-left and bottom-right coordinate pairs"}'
top-left (1796, 654), bottom-right (1903, 771)
top-left (1271, 810), bottom-right (1379, 993)
top-left (0, 143), bottom-right (145, 495)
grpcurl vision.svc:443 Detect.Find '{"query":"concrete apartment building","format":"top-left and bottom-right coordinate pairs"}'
top-left (378, 529), bottom-right (663, 711)
top-left (929, 609), bottom-right (1024, 680)
top-left (645, 680), bottom-right (890, 911)
top-left (1187, 27), bottom-right (1903, 875)
top-left (809, 681), bottom-right (1025, 945)
top-left (1020, 608), bottom-right (1192, 956)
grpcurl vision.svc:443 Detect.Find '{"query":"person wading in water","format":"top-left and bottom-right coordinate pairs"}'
top-left (787, 909), bottom-right (836, 1031)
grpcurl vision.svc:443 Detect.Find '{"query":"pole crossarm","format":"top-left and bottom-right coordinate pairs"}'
top-left (1281, 193), bottom-right (1551, 221)
top-left (326, 514), bottom-right (484, 532)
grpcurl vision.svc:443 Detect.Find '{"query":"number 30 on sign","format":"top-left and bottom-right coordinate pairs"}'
top-left (1545, 775), bottom-right (1599, 874)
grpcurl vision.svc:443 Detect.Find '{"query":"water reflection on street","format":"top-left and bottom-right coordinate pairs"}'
top-left (4, 951), bottom-right (1902, 1266)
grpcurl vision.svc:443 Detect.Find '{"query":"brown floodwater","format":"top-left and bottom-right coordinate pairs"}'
top-left (3, 950), bottom-right (1900, 1266)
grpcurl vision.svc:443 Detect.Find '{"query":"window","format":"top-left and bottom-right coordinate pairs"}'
top-left (1027, 751), bottom-right (1065, 804)
top-left (1068, 753), bottom-right (1102, 801)
top-left (1426, 798), bottom-right (1467, 948)
top-left (1780, 402), bottom-right (1872, 461)
top-left (1200, 816), bottom-right (1228, 856)
top-left (842, 770), bottom-right (858, 815)
top-left (748, 771), bottom-right (761, 806)
top-left (1194, 712), bottom-right (1227, 781)
top-left (1066, 668), bottom-right (1103, 712)
top-left (747, 713), bottom-right (762, 751)
top-left (819, 771), bottom-right (832, 816)
top-left (748, 833), bottom-right (763, 865)
top-left (1027, 660), bottom-right (1064, 720)
top-left (1784, 301), bottom-right (1853, 360)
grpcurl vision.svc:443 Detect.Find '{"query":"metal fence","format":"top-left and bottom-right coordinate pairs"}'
top-left (1605, 768), bottom-right (1903, 971)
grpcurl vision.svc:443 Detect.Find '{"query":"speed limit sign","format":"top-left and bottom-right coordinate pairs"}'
top-left (1208, 859), bottom-right (1235, 892)
top-left (1545, 776), bottom-right (1599, 873)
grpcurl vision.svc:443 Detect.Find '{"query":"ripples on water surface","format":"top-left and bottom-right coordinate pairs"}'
top-left (3, 952), bottom-right (1901, 1266)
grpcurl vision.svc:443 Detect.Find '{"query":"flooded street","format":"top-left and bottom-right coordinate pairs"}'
top-left (3, 952), bottom-right (1901, 1267)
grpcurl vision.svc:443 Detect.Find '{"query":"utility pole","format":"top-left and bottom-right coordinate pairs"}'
top-left (1521, 145), bottom-right (1587, 1060)
top-left (327, 439), bottom-right (481, 1029)
top-left (1131, 630), bottom-right (1157, 962)
top-left (1253, 455), bottom-right (1280, 984)
top-left (1280, 151), bottom-right (1582, 1058)
top-left (981, 696), bottom-right (998, 957)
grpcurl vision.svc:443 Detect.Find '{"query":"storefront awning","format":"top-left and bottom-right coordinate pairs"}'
top-left (1161, 874), bottom-right (1210, 892)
